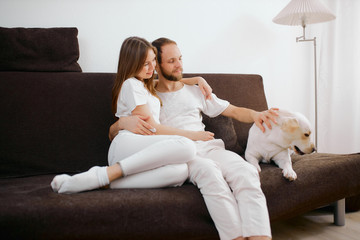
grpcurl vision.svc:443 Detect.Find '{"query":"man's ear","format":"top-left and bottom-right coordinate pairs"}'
top-left (281, 118), bottom-right (299, 133)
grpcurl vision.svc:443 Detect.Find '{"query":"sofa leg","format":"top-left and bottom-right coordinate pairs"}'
top-left (334, 198), bottom-right (345, 226)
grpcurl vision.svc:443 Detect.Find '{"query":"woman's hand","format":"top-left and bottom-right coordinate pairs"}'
top-left (252, 108), bottom-right (279, 132)
top-left (196, 77), bottom-right (212, 100)
top-left (180, 76), bottom-right (212, 100)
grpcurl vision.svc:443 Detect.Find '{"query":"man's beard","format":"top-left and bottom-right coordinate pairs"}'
top-left (159, 66), bottom-right (183, 82)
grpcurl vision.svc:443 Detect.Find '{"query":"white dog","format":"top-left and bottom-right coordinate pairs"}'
top-left (245, 109), bottom-right (315, 181)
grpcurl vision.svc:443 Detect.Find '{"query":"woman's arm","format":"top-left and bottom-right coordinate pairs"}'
top-left (180, 76), bottom-right (212, 100)
top-left (132, 104), bottom-right (214, 141)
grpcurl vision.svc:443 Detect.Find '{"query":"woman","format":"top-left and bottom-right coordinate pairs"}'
top-left (51, 36), bottom-right (213, 193)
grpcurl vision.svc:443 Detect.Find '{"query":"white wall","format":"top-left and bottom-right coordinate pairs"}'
top-left (3, 0), bottom-right (356, 154)
top-left (0, 0), bottom-right (312, 110)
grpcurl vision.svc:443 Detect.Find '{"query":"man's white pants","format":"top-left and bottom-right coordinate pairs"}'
top-left (108, 131), bottom-right (194, 188)
top-left (189, 139), bottom-right (271, 240)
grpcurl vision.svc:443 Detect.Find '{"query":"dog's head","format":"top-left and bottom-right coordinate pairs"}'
top-left (280, 112), bottom-right (315, 155)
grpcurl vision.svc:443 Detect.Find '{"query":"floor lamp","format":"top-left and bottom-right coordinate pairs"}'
top-left (273, 0), bottom-right (335, 150)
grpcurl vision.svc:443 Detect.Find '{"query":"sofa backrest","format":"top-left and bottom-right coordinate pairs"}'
top-left (0, 72), bottom-right (268, 178)
top-left (0, 72), bottom-right (115, 178)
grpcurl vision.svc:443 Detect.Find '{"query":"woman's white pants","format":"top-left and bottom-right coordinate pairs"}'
top-left (108, 131), bottom-right (195, 189)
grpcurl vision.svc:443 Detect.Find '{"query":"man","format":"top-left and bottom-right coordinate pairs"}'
top-left (110, 38), bottom-right (276, 240)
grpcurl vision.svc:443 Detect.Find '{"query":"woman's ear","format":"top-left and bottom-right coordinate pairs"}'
top-left (155, 65), bottom-right (163, 79)
top-left (155, 65), bottom-right (160, 73)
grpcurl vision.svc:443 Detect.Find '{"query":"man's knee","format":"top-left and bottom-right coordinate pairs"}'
top-left (231, 164), bottom-right (263, 194)
top-left (188, 159), bottom-right (227, 189)
top-left (245, 162), bottom-right (260, 177)
top-left (189, 159), bottom-right (219, 176)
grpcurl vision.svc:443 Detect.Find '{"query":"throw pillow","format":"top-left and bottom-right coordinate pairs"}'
top-left (0, 27), bottom-right (82, 72)
top-left (202, 114), bottom-right (243, 154)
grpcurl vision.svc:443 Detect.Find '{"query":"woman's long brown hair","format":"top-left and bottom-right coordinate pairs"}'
top-left (112, 36), bottom-right (159, 115)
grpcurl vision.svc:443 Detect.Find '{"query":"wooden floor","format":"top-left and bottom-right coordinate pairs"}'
top-left (271, 207), bottom-right (360, 240)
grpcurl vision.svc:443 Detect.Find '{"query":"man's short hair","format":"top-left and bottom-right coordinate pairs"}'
top-left (152, 38), bottom-right (177, 64)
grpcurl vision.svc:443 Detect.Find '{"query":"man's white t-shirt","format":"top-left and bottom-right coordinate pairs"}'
top-left (157, 84), bottom-right (229, 131)
top-left (116, 77), bottom-right (161, 124)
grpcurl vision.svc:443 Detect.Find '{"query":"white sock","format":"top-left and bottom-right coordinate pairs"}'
top-left (52, 166), bottom-right (109, 194)
top-left (51, 174), bottom-right (71, 193)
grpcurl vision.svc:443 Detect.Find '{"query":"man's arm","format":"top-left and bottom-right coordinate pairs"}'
top-left (221, 104), bottom-right (279, 132)
top-left (109, 115), bottom-right (154, 141)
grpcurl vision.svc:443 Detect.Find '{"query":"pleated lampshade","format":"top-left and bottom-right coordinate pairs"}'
top-left (273, 0), bottom-right (336, 26)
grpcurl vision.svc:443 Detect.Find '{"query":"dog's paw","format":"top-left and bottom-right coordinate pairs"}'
top-left (282, 168), bottom-right (297, 181)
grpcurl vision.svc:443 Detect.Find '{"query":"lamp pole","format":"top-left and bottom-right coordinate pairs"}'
top-left (296, 23), bottom-right (318, 150)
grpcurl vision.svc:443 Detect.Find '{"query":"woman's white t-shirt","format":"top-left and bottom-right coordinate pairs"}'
top-left (116, 77), bottom-right (161, 124)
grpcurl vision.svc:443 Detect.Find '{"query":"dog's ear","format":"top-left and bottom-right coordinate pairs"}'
top-left (281, 118), bottom-right (299, 133)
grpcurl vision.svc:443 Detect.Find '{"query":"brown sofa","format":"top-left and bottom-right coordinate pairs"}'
top-left (1, 27), bottom-right (360, 240)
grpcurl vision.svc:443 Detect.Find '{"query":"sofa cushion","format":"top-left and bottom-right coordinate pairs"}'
top-left (0, 27), bottom-right (82, 72)
top-left (261, 152), bottom-right (360, 221)
top-left (0, 175), bottom-right (218, 240)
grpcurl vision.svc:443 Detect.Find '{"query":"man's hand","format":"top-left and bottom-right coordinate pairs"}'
top-left (108, 115), bottom-right (154, 141)
top-left (126, 115), bottom-right (155, 135)
top-left (196, 77), bottom-right (212, 100)
top-left (252, 108), bottom-right (279, 133)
